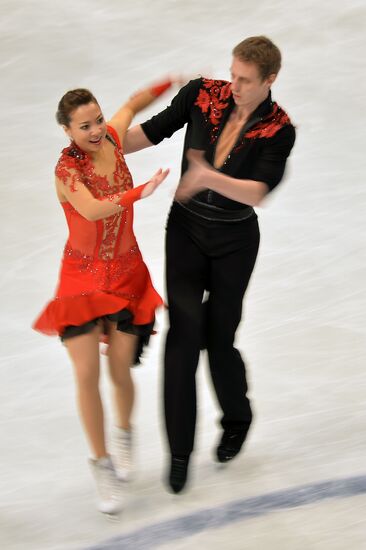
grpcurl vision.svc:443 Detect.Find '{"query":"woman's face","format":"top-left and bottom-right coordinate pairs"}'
top-left (64, 101), bottom-right (107, 154)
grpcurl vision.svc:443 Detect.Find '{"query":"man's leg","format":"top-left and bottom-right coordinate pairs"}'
top-left (206, 218), bottom-right (260, 461)
top-left (164, 205), bottom-right (208, 491)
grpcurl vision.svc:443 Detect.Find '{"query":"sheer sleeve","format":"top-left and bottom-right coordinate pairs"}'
top-left (109, 79), bottom-right (174, 145)
top-left (56, 170), bottom-right (123, 221)
top-left (56, 170), bottom-right (147, 221)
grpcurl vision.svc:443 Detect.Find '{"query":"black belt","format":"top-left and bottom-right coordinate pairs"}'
top-left (176, 199), bottom-right (254, 222)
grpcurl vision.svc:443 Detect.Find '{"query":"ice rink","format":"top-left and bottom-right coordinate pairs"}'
top-left (1, 0), bottom-right (366, 548)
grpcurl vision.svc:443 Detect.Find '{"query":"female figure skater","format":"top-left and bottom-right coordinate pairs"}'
top-left (33, 80), bottom-right (173, 514)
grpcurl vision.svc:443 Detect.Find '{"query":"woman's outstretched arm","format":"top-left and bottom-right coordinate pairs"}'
top-left (56, 167), bottom-right (169, 221)
top-left (108, 78), bottom-right (175, 146)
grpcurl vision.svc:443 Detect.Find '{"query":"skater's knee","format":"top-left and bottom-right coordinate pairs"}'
top-left (74, 362), bottom-right (100, 390)
top-left (108, 364), bottom-right (132, 388)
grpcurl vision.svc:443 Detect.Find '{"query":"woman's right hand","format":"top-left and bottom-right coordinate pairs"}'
top-left (141, 168), bottom-right (170, 198)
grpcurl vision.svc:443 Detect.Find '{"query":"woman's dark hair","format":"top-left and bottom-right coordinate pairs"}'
top-left (56, 88), bottom-right (99, 126)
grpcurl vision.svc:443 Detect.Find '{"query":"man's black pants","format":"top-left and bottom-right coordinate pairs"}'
top-left (164, 202), bottom-right (260, 456)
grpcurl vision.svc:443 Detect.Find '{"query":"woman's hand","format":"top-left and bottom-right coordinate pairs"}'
top-left (174, 149), bottom-right (212, 202)
top-left (141, 168), bottom-right (170, 198)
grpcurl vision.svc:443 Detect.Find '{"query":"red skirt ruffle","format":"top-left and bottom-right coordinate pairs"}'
top-left (33, 252), bottom-right (163, 337)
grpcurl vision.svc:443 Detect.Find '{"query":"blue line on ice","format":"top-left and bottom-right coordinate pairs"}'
top-left (84, 474), bottom-right (366, 549)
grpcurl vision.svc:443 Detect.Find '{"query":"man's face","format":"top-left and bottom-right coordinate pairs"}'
top-left (230, 56), bottom-right (276, 110)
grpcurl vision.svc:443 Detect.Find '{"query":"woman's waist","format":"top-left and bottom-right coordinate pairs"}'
top-left (63, 243), bottom-right (141, 263)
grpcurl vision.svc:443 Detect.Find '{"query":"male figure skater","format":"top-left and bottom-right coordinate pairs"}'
top-left (125, 36), bottom-right (296, 493)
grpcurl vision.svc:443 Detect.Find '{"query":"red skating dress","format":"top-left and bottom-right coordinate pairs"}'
top-left (33, 125), bottom-right (163, 361)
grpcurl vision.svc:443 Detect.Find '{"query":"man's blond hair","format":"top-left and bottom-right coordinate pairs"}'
top-left (232, 36), bottom-right (281, 80)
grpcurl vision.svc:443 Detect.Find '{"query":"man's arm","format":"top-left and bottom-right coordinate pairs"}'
top-left (175, 152), bottom-right (268, 206)
top-left (123, 124), bottom-right (155, 154)
top-left (176, 125), bottom-right (296, 205)
top-left (194, 173), bottom-right (268, 206)
top-left (109, 79), bottom-right (173, 147)
top-left (123, 78), bottom-right (203, 154)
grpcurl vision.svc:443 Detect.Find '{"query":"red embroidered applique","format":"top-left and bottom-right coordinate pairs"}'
top-left (64, 244), bottom-right (142, 291)
top-left (55, 140), bottom-right (132, 198)
top-left (233, 103), bottom-right (291, 154)
top-left (245, 103), bottom-right (291, 139)
top-left (55, 150), bottom-right (88, 193)
top-left (195, 79), bottom-right (231, 129)
top-left (112, 148), bottom-right (133, 193)
top-left (100, 211), bottom-right (125, 261)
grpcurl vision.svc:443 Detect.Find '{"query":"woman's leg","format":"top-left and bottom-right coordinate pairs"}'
top-left (65, 324), bottom-right (106, 458)
top-left (106, 321), bottom-right (137, 430)
top-left (106, 321), bottom-right (137, 480)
